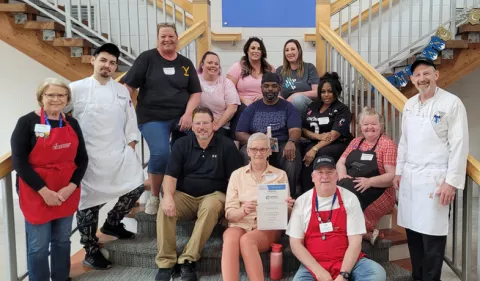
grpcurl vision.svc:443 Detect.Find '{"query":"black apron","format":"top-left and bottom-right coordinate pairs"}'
top-left (337, 137), bottom-right (385, 210)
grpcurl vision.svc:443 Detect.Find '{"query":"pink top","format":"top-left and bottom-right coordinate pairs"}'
top-left (199, 75), bottom-right (240, 126)
top-left (226, 61), bottom-right (263, 101)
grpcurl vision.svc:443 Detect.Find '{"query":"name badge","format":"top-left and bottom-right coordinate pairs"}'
top-left (34, 124), bottom-right (51, 138)
top-left (361, 153), bottom-right (374, 161)
top-left (264, 173), bottom-right (278, 182)
top-left (163, 67), bottom-right (175, 75)
top-left (318, 117), bottom-right (330, 125)
top-left (319, 222), bottom-right (333, 233)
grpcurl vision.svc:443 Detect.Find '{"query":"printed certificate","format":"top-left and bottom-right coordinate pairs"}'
top-left (257, 184), bottom-right (288, 230)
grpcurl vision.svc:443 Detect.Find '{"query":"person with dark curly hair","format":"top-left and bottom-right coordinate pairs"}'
top-left (227, 37), bottom-right (274, 136)
top-left (300, 72), bottom-right (353, 194)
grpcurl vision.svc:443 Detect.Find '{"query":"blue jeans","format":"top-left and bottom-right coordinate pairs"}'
top-left (139, 120), bottom-right (189, 174)
top-left (25, 215), bottom-right (74, 281)
top-left (293, 258), bottom-right (387, 281)
top-left (290, 94), bottom-right (313, 118)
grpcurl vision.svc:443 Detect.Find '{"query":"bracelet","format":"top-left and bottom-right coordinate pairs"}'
top-left (312, 147), bottom-right (319, 152)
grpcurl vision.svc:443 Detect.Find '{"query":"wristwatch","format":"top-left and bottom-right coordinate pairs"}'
top-left (288, 139), bottom-right (296, 144)
top-left (339, 272), bottom-right (350, 279)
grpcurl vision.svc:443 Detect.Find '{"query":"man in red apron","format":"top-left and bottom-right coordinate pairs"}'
top-left (287, 156), bottom-right (386, 281)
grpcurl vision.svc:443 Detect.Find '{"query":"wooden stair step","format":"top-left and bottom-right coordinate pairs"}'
top-left (382, 228), bottom-right (407, 246)
top-left (459, 23), bottom-right (480, 34)
top-left (23, 20), bottom-right (64, 31)
top-left (0, 3), bottom-right (38, 14)
top-left (445, 39), bottom-right (469, 49)
top-left (53, 37), bottom-right (92, 48)
top-left (81, 55), bottom-right (92, 63)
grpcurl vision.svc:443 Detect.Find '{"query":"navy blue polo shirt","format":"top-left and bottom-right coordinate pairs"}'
top-left (165, 133), bottom-right (243, 197)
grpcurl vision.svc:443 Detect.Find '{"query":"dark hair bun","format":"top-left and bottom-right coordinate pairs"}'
top-left (320, 72), bottom-right (340, 81)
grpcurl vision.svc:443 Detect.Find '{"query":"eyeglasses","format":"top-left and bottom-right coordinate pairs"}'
top-left (43, 93), bottom-right (68, 100)
top-left (248, 148), bottom-right (269, 154)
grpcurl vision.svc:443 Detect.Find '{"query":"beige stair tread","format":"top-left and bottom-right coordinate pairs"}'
top-left (24, 20), bottom-right (65, 31)
top-left (459, 23), bottom-right (480, 34)
top-left (382, 228), bottom-right (407, 246)
top-left (81, 55), bottom-right (93, 63)
top-left (445, 40), bottom-right (469, 49)
top-left (0, 3), bottom-right (38, 14)
top-left (53, 37), bottom-right (92, 48)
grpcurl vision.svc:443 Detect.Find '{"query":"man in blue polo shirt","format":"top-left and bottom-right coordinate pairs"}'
top-left (236, 72), bottom-right (302, 197)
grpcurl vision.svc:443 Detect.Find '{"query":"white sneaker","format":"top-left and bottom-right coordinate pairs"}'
top-left (145, 196), bottom-right (159, 215)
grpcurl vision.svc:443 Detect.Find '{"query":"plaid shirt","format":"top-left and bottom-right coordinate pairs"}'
top-left (341, 135), bottom-right (398, 231)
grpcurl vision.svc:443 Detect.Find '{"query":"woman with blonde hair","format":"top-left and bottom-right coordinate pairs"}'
top-left (336, 106), bottom-right (397, 245)
top-left (11, 78), bottom-right (88, 281)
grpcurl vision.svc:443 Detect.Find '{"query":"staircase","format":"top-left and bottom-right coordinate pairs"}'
top-left (71, 211), bottom-right (412, 281)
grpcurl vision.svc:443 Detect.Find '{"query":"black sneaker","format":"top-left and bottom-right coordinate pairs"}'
top-left (155, 267), bottom-right (174, 281)
top-left (100, 222), bottom-right (135, 239)
top-left (180, 261), bottom-right (197, 281)
top-left (83, 251), bottom-right (112, 270)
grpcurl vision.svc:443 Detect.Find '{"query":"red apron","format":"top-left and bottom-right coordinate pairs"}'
top-left (304, 188), bottom-right (366, 279)
top-left (19, 108), bottom-right (81, 225)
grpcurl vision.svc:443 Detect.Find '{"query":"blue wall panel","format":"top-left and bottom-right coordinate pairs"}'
top-left (222, 0), bottom-right (316, 28)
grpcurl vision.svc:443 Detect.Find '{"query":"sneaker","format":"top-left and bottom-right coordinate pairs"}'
top-left (100, 222), bottom-right (135, 239)
top-left (155, 267), bottom-right (174, 281)
top-left (180, 261), bottom-right (197, 281)
top-left (145, 196), bottom-right (160, 215)
top-left (83, 251), bottom-right (112, 270)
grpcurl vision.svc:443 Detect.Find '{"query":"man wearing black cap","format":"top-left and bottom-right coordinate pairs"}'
top-left (235, 72), bottom-right (302, 196)
top-left (67, 43), bottom-right (145, 269)
top-left (287, 156), bottom-right (386, 281)
top-left (394, 57), bottom-right (469, 281)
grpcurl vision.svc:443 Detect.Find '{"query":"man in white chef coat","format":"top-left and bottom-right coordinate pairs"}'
top-left (394, 57), bottom-right (469, 281)
top-left (67, 43), bottom-right (145, 270)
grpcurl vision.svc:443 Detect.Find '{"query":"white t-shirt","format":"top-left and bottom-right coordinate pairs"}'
top-left (286, 187), bottom-right (366, 239)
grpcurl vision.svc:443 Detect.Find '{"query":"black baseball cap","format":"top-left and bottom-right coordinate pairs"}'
top-left (410, 57), bottom-right (436, 73)
top-left (313, 155), bottom-right (336, 170)
top-left (93, 43), bottom-right (120, 60)
top-left (261, 72), bottom-right (281, 84)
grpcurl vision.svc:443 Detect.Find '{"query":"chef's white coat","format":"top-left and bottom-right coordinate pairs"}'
top-left (67, 77), bottom-right (144, 210)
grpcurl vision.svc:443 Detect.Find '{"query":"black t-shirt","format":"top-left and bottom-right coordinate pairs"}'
top-left (121, 49), bottom-right (202, 124)
top-left (10, 112), bottom-right (88, 191)
top-left (165, 133), bottom-right (243, 197)
top-left (303, 100), bottom-right (353, 141)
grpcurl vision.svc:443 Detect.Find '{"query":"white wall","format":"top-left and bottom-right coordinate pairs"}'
top-left (0, 41), bottom-right (69, 156)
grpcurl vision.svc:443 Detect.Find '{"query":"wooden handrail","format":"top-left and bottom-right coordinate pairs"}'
top-left (331, 0), bottom-right (355, 15)
top-left (0, 152), bottom-right (12, 179)
top-left (317, 21), bottom-right (480, 185)
top-left (306, 0), bottom-right (392, 42)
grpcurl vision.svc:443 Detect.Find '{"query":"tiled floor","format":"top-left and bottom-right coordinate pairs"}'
top-left (0, 195), bottom-right (478, 281)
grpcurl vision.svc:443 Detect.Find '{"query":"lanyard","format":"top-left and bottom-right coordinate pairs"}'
top-left (315, 192), bottom-right (337, 223)
top-left (44, 110), bottom-right (62, 128)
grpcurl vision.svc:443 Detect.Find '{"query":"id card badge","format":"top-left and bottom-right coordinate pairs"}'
top-left (34, 124), bottom-right (51, 138)
top-left (270, 137), bottom-right (279, 153)
top-left (361, 153), bottom-right (374, 161)
top-left (318, 117), bottom-right (330, 125)
top-left (319, 222), bottom-right (333, 233)
top-left (163, 67), bottom-right (175, 75)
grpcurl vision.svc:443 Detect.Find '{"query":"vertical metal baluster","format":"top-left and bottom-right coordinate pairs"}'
top-left (126, 0), bottom-right (131, 56)
top-left (391, 103), bottom-right (396, 142)
top-left (378, 0), bottom-right (382, 65)
top-left (384, 97), bottom-right (389, 136)
top-left (326, 42), bottom-right (330, 72)
top-left (348, 5), bottom-right (352, 45)
top-left (361, 75), bottom-right (365, 109)
top-left (173, 4), bottom-right (177, 25)
top-left (451, 0), bottom-right (457, 36)
top-left (388, 0), bottom-right (393, 58)
top-left (409, 0), bottom-right (413, 44)
top-left (154, 0), bottom-right (158, 25)
top-left (163, 0), bottom-right (166, 21)
top-left (419, 0), bottom-right (423, 37)
top-left (440, 0), bottom-right (444, 28)
top-left (66, 0), bottom-right (73, 38)
top-left (96, 0), bottom-right (101, 36)
top-left (117, 0), bottom-right (122, 52)
top-left (136, 0), bottom-right (140, 53)
top-left (353, 70), bottom-right (359, 136)
top-left (367, 82), bottom-right (372, 107)
top-left (3, 174), bottom-right (17, 281)
top-left (87, 0), bottom-right (91, 29)
top-left (145, 0), bottom-right (150, 49)
top-left (182, 10), bottom-right (186, 31)
top-left (429, 0), bottom-right (434, 32)
top-left (368, 0), bottom-right (372, 63)
top-left (398, 0), bottom-right (402, 53)
top-left (107, 0), bottom-right (112, 42)
top-left (358, 0), bottom-right (362, 59)
top-left (78, 0), bottom-right (82, 23)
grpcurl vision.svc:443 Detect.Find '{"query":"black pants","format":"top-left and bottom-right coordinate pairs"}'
top-left (240, 142), bottom-right (301, 197)
top-left (405, 228), bottom-right (447, 281)
top-left (300, 141), bottom-right (349, 194)
top-left (76, 185), bottom-right (144, 255)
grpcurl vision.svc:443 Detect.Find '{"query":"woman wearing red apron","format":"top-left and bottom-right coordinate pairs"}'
top-left (287, 156), bottom-right (386, 281)
top-left (11, 78), bottom-right (88, 281)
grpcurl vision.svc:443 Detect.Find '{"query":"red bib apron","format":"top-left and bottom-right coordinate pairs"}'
top-left (19, 108), bottom-right (81, 225)
top-left (304, 188), bottom-right (365, 279)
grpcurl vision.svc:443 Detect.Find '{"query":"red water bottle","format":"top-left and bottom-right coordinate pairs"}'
top-left (270, 243), bottom-right (283, 280)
